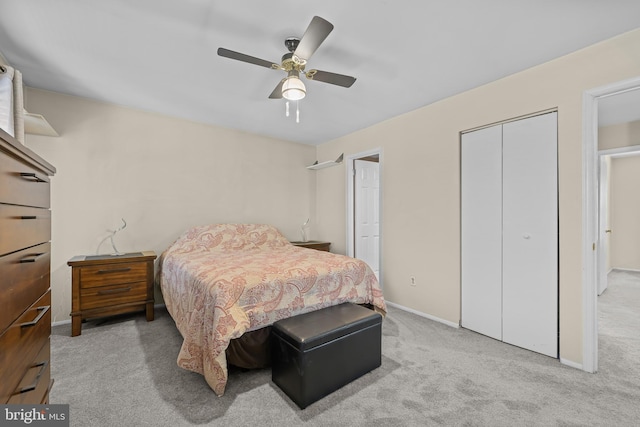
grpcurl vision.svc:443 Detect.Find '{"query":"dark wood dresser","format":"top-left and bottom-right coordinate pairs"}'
top-left (67, 251), bottom-right (156, 337)
top-left (0, 128), bottom-right (56, 404)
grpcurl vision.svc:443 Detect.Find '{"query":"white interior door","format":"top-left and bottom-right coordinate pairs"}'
top-left (461, 125), bottom-right (503, 341)
top-left (501, 112), bottom-right (558, 358)
top-left (354, 159), bottom-right (380, 278)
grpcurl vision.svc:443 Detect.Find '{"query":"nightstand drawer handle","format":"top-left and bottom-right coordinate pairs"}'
top-left (19, 172), bottom-right (48, 183)
top-left (19, 305), bottom-right (50, 328)
top-left (97, 267), bottom-right (131, 274)
top-left (97, 287), bottom-right (132, 295)
top-left (20, 215), bottom-right (38, 220)
top-left (17, 361), bottom-right (49, 394)
top-left (19, 252), bottom-right (48, 263)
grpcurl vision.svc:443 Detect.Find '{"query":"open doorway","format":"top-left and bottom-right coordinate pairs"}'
top-left (598, 145), bottom-right (640, 295)
top-left (346, 149), bottom-right (382, 286)
top-left (583, 76), bottom-right (640, 373)
top-left (597, 141), bottom-right (640, 378)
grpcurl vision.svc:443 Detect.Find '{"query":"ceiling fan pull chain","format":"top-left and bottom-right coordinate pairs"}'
top-left (296, 101), bottom-right (300, 123)
top-left (285, 101), bottom-right (290, 117)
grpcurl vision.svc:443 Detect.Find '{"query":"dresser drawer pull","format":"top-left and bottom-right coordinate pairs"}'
top-left (19, 305), bottom-right (50, 328)
top-left (19, 172), bottom-right (48, 183)
top-left (97, 267), bottom-right (131, 274)
top-left (97, 287), bottom-right (132, 295)
top-left (20, 215), bottom-right (38, 220)
top-left (19, 252), bottom-right (48, 263)
top-left (17, 361), bottom-right (49, 394)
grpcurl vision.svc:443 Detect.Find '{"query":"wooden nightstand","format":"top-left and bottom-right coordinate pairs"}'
top-left (290, 241), bottom-right (331, 252)
top-left (67, 251), bottom-right (156, 337)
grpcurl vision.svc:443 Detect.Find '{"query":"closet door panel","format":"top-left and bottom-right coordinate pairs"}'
top-left (502, 112), bottom-right (558, 357)
top-left (461, 125), bottom-right (503, 340)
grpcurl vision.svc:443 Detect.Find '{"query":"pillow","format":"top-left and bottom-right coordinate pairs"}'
top-left (171, 224), bottom-right (290, 253)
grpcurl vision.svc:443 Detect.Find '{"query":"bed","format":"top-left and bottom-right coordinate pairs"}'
top-left (158, 223), bottom-right (386, 396)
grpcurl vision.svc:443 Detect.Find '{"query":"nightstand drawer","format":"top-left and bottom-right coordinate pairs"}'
top-left (80, 281), bottom-right (148, 310)
top-left (0, 204), bottom-right (51, 257)
top-left (79, 262), bottom-right (148, 288)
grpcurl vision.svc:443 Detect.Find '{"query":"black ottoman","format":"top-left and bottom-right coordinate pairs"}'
top-left (271, 303), bottom-right (382, 409)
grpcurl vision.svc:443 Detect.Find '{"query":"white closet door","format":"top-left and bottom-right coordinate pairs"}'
top-left (502, 112), bottom-right (558, 357)
top-left (461, 125), bottom-right (503, 341)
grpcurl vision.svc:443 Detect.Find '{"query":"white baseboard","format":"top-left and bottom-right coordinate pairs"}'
top-left (385, 301), bottom-right (459, 329)
top-left (560, 357), bottom-right (583, 371)
top-left (611, 267), bottom-right (640, 273)
top-left (52, 319), bottom-right (71, 327)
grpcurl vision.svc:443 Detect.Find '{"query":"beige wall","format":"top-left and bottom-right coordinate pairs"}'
top-left (610, 155), bottom-right (640, 270)
top-left (315, 28), bottom-right (640, 365)
top-left (24, 88), bottom-right (316, 324)
top-left (599, 120), bottom-right (640, 150)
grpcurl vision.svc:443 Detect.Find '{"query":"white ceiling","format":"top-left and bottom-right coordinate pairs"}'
top-left (1, 1), bottom-right (640, 145)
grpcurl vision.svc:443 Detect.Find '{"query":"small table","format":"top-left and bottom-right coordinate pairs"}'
top-left (290, 241), bottom-right (331, 252)
top-left (67, 251), bottom-right (156, 337)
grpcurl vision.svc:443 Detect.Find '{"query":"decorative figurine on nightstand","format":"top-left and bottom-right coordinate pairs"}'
top-left (301, 218), bottom-right (310, 242)
top-left (96, 218), bottom-right (127, 255)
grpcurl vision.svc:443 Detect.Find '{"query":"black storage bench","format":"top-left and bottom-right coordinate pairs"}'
top-left (271, 302), bottom-right (383, 409)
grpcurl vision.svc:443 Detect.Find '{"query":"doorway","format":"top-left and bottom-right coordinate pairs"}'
top-left (598, 145), bottom-right (640, 296)
top-left (346, 149), bottom-right (382, 286)
top-left (582, 76), bottom-right (640, 373)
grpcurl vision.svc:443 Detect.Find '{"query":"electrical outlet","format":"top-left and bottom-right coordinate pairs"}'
top-left (410, 276), bottom-right (416, 286)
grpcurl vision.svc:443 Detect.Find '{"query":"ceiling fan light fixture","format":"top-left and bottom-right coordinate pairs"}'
top-left (282, 76), bottom-right (306, 101)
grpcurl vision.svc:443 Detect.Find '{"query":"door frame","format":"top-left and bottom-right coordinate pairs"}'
top-left (346, 148), bottom-right (383, 288)
top-left (582, 75), bottom-right (640, 373)
top-left (597, 153), bottom-right (610, 296)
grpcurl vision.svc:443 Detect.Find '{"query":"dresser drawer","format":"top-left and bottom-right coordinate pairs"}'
top-left (6, 339), bottom-right (50, 404)
top-left (79, 261), bottom-right (148, 288)
top-left (0, 152), bottom-right (50, 208)
top-left (0, 290), bottom-right (51, 403)
top-left (0, 204), bottom-right (51, 257)
top-left (80, 281), bottom-right (148, 310)
top-left (0, 242), bottom-right (50, 333)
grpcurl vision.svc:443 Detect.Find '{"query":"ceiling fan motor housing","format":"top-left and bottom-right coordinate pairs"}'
top-left (285, 37), bottom-right (300, 52)
top-left (281, 52), bottom-right (305, 72)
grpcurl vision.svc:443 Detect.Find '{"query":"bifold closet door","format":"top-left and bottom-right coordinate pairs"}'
top-left (502, 112), bottom-right (557, 358)
top-left (461, 124), bottom-right (502, 341)
top-left (461, 112), bottom-right (558, 358)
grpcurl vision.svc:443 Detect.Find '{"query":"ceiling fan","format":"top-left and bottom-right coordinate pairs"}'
top-left (217, 16), bottom-right (356, 121)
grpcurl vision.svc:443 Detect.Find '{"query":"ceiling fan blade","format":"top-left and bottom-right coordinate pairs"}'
top-left (269, 79), bottom-right (285, 99)
top-left (217, 48), bottom-right (279, 69)
top-left (306, 70), bottom-right (356, 88)
top-left (293, 16), bottom-right (334, 61)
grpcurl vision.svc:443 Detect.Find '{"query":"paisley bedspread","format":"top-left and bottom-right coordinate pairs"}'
top-left (158, 224), bottom-right (386, 396)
